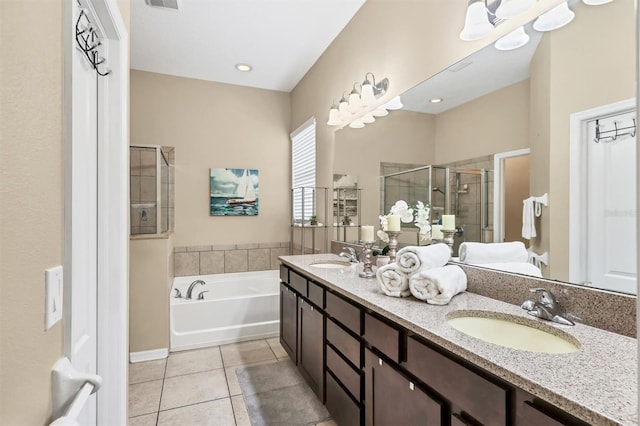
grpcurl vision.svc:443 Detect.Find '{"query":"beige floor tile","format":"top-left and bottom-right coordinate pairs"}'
top-left (266, 337), bottom-right (288, 358)
top-left (160, 369), bottom-right (229, 411)
top-left (129, 359), bottom-right (166, 384)
top-left (220, 339), bottom-right (276, 367)
top-left (129, 380), bottom-right (163, 417)
top-left (165, 346), bottom-right (223, 377)
top-left (231, 395), bottom-right (251, 426)
top-left (225, 359), bottom-right (279, 396)
top-left (315, 420), bottom-right (338, 426)
top-left (157, 399), bottom-right (235, 426)
top-left (127, 412), bottom-right (158, 426)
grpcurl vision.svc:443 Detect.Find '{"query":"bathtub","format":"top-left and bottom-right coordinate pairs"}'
top-left (170, 270), bottom-right (280, 351)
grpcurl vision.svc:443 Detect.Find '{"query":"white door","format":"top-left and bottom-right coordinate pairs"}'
top-left (586, 111), bottom-right (637, 294)
top-left (65, 1), bottom-right (99, 423)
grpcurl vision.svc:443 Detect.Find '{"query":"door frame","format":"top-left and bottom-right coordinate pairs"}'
top-left (493, 148), bottom-right (530, 243)
top-left (568, 98), bottom-right (635, 285)
top-left (63, 0), bottom-right (129, 424)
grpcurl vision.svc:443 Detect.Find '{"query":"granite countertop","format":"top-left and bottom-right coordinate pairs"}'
top-left (279, 254), bottom-right (638, 426)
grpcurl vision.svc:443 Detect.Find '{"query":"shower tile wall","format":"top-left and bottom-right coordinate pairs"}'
top-left (131, 147), bottom-right (158, 235)
top-left (380, 163), bottom-right (428, 214)
top-left (160, 146), bottom-right (175, 234)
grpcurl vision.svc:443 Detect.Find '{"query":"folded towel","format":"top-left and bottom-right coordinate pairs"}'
top-left (522, 197), bottom-right (536, 240)
top-left (471, 262), bottom-right (542, 277)
top-left (376, 263), bottom-right (411, 298)
top-left (396, 244), bottom-right (451, 275)
top-left (458, 241), bottom-right (528, 264)
top-left (409, 265), bottom-right (467, 305)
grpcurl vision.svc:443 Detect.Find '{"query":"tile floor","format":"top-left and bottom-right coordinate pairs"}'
top-left (128, 337), bottom-right (338, 426)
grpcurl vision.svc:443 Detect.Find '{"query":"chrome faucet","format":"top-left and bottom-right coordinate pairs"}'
top-left (186, 280), bottom-right (206, 299)
top-left (521, 288), bottom-right (575, 326)
top-left (339, 247), bottom-right (359, 263)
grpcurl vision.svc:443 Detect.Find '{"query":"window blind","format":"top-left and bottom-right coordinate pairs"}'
top-left (291, 118), bottom-right (316, 222)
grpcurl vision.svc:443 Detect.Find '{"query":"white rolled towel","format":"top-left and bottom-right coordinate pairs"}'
top-left (458, 241), bottom-right (528, 264)
top-left (409, 265), bottom-right (467, 305)
top-left (395, 244), bottom-right (451, 274)
top-left (376, 263), bottom-right (411, 298)
top-left (473, 262), bottom-right (542, 277)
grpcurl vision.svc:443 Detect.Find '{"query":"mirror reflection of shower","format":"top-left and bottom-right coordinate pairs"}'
top-left (381, 160), bottom-right (491, 255)
top-left (130, 145), bottom-right (175, 235)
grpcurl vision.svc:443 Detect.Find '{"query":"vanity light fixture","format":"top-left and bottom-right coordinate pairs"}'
top-left (235, 63), bottom-right (252, 72)
top-left (327, 73), bottom-right (390, 127)
top-left (495, 26), bottom-right (530, 50)
top-left (532, 1), bottom-right (575, 32)
top-left (495, 0), bottom-right (535, 19)
top-left (459, 0), bottom-right (494, 41)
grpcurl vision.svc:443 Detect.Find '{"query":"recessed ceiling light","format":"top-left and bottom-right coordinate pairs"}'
top-left (430, 98), bottom-right (443, 103)
top-left (235, 64), bottom-right (252, 72)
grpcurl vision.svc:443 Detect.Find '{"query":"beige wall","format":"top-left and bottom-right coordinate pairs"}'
top-left (0, 1), bottom-right (130, 424)
top-left (530, 0), bottom-right (635, 280)
top-left (130, 71), bottom-right (291, 248)
top-left (129, 236), bottom-right (173, 353)
top-left (435, 80), bottom-right (530, 164)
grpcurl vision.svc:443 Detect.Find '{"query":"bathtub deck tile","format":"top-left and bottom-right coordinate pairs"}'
top-left (220, 339), bottom-right (277, 367)
top-left (158, 399), bottom-right (235, 426)
top-left (129, 359), bottom-right (167, 385)
top-left (174, 251), bottom-right (199, 276)
top-left (248, 248), bottom-right (271, 271)
top-left (160, 369), bottom-right (229, 411)
top-left (199, 250), bottom-right (225, 275)
top-left (225, 249), bottom-right (248, 273)
top-left (129, 379), bottom-right (163, 417)
top-left (165, 346), bottom-right (223, 378)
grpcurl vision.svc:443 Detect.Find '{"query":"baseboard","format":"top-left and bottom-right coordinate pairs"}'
top-left (129, 348), bottom-right (169, 363)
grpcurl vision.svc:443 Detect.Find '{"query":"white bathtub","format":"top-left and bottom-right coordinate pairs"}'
top-left (170, 270), bottom-right (280, 351)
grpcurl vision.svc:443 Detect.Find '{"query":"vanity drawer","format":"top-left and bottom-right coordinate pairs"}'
top-left (404, 335), bottom-right (508, 426)
top-left (327, 319), bottom-right (361, 368)
top-left (289, 270), bottom-right (307, 295)
top-left (326, 371), bottom-right (361, 426)
top-left (307, 280), bottom-right (324, 308)
top-left (326, 344), bottom-right (361, 400)
top-left (326, 291), bottom-right (362, 335)
top-left (279, 264), bottom-right (289, 283)
top-left (364, 312), bottom-right (401, 362)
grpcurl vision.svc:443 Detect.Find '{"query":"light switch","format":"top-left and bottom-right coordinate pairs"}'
top-left (45, 266), bottom-right (63, 330)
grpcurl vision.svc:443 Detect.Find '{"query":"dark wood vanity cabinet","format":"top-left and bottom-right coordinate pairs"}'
top-left (279, 264), bottom-right (590, 426)
top-left (298, 298), bottom-right (324, 400)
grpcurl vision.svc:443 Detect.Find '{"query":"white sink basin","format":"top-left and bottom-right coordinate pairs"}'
top-left (447, 312), bottom-right (580, 354)
top-left (309, 260), bottom-right (352, 269)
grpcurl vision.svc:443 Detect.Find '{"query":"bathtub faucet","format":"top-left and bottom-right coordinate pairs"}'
top-left (186, 280), bottom-right (206, 299)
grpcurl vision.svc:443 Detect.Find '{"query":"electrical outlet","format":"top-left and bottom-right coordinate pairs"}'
top-left (45, 266), bottom-right (63, 330)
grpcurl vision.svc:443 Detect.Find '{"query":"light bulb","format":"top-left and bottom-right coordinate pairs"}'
top-left (459, 1), bottom-right (494, 41)
top-left (495, 26), bottom-right (530, 51)
top-left (533, 2), bottom-right (575, 32)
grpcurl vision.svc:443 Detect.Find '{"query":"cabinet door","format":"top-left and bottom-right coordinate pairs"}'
top-left (280, 283), bottom-right (297, 363)
top-left (365, 349), bottom-right (442, 426)
top-left (298, 299), bottom-right (324, 401)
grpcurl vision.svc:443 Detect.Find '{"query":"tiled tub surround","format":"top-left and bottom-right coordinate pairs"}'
top-left (279, 254), bottom-right (638, 426)
top-left (174, 242), bottom-right (290, 276)
top-left (330, 241), bottom-right (637, 337)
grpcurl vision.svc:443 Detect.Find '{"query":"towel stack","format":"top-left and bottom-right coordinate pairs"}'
top-left (458, 241), bottom-right (542, 277)
top-left (376, 244), bottom-right (467, 305)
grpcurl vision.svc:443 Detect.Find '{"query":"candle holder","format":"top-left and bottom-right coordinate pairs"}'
top-left (386, 231), bottom-right (401, 263)
top-left (359, 241), bottom-right (376, 278)
top-left (441, 228), bottom-right (455, 257)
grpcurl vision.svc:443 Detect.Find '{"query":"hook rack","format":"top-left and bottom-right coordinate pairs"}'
top-left (75, 8), bottom-right (110, 76)
top-left (594, 118), bottom-right (636, 143)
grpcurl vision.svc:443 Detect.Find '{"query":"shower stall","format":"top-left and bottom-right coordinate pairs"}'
top-left (130, 145), bottom-right (175, 235)
top-left (381, 165), bottom-right (489, 255)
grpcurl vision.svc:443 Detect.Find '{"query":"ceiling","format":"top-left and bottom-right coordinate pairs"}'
top-left (130, 0), bottom-right (366, 92)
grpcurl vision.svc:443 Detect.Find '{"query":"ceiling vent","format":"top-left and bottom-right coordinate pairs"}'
top-left (145, 0), bottom-right (180, 10)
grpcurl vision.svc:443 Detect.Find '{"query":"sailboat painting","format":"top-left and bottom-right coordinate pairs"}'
top-left (210, 168), bottom-right (259, 216)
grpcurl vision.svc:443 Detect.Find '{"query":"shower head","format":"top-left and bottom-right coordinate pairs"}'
top-left (432, 186), bottom-right (445, 195)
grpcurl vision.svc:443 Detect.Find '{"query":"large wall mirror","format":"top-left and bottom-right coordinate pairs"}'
top-left (333, 0), bottom-right (636, 295)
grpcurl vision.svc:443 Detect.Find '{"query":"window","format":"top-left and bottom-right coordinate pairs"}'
top-left (291, 117), bottom-right (316, 222)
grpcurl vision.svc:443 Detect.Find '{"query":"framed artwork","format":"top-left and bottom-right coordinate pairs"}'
top-left (210, 168), bottom-right (259, 216)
